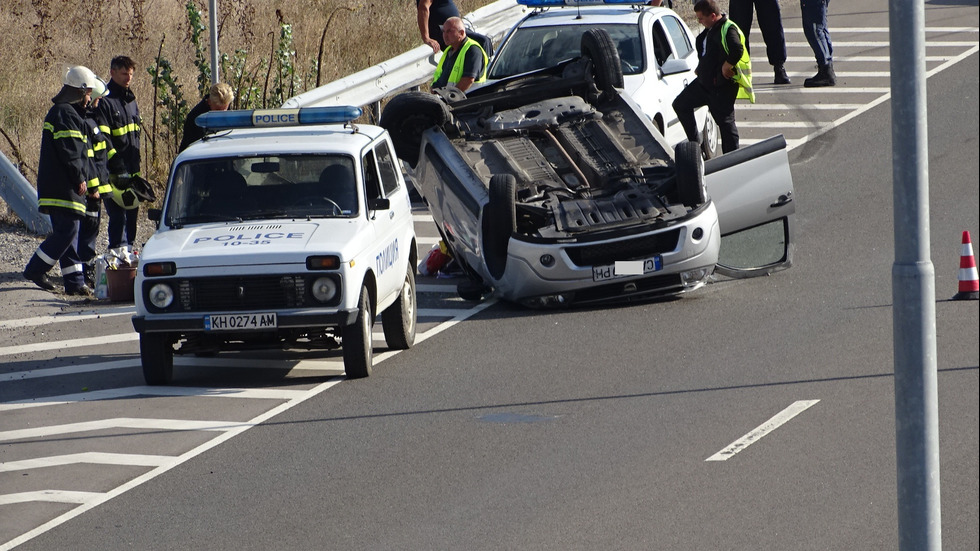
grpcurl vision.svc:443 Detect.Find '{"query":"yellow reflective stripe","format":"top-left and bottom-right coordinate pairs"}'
top-left (93, 141), bottom-right (107, 152)
top-left (97, 182), bottom-right (113, 193)
top-left (98, 124), bottom-right (111, 134)
top-left (39, 198), bottom-right (86, 214)
top-left (50, 129), bottom-right (87, 141)
top-left (86, 148), bottom-right (95, 158)
top-left (110, 122), bottom-right (140, 137)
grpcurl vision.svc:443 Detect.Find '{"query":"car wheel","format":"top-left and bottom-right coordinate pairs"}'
top-left (140, 332), bottom-right (174, 385)
top-left (483, 174), bottom-right (516, 280)
top-left (379, 91), bottom-right (451, 167)
top-left (342, 285), bottom-right (374, 379)
top-left (381, 268), bottom-right (416, 350)
top-left (701, 115), bottom-right (718, 160)
top-left (580, 29), bottom-right (624, 97)
top-left (674, 140), bottom-right (706, 209)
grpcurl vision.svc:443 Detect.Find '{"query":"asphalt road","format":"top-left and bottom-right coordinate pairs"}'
top-left (2, 1), bottom-right (978, 549)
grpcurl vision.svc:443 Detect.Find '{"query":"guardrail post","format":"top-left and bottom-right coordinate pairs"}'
top-left (0, 150), bottom-right (51, 235)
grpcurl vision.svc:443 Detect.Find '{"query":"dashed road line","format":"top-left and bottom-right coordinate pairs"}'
top-left (0, 386), bottom-right (310, 411)
top-left (706, 400), bottom-right (820, 462)
top-left (0, 491), bottom-right (104, 506)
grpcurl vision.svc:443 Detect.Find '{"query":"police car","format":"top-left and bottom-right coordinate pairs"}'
top-left (131, 107), bottom-right (418, 384)
top-left (487, 0), bottom-right (717, 157)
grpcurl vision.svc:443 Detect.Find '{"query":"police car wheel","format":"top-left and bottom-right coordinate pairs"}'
top-left (342, 286), bottom-right (374, 379)
top-left (674, 140), bottom-right (706, 209)
top-left (581, 28), bottom-right (624, 97)
top-left (482, 174), bottom-right (516, 281)
top-left (382, 268), bottom-right (417, 350)
top-left (701, 116), bottom-right (718, 160)
top-left (140, 333), bottom-right (175, 385)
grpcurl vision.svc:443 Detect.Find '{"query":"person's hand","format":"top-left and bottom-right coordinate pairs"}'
top-left (722, 61), bottom-right (735, 80)
top-left (89, 190), bottom-right (100, 200)
top-left (78, 182), bottom-right (87, 195)
top-left (426, 38), bottom-right (441, 54)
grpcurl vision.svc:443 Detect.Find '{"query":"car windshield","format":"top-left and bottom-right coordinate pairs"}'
top-left (165, 154), bottom-right (358, 226)
top-left (489, 23), bottom-right (642, 79)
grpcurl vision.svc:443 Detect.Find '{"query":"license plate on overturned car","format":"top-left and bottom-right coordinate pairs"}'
top-left (204, 313), bottom-right (278, 331)
top-left (592, 256), bottom-right (663, 282)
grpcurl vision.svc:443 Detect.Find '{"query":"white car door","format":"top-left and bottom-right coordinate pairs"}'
top-left (704, 135), bottom-right (796, 277)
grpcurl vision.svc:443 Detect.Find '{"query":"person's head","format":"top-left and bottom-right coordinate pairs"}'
top-left (693, 0), bottom-right (723, 27)
top-left (54, 65), bottom-right (97, 105)
top-left (441, 17), bottom-right (467, 50)
top-left (109, 55), bottom-right (137, 89)
top-left (207, 82), bottom-right (234, 111)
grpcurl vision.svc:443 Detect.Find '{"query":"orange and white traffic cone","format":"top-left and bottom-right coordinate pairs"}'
top-left (953, 230), bottom-right (979, 300)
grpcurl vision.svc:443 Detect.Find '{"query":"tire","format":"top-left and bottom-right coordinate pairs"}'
top-left (342, 286), bottom-right (374, 379)
top-left (482, 174), bottom-right (516, 280)
top-left (140, 333), bottom-right (174, 385)
top-left (457, 279), bottom-right (488, 302)
top-left (379, 91), bottom-right (451, 167)
top-left (580, 29), bottom-right (624, 97)
top-left (701, 115), bottom-right (718, 160)
top-left (674, 140), bottom-right (706, 208)
top-left (381, 268), bottom-right (416, 350)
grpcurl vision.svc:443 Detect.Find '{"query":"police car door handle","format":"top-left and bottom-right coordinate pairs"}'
top-left (770, 192), bottom-right (793, 208)
top-left (389, 210), bottom-right (395, 219)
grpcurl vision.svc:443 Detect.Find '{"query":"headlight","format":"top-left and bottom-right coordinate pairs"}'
top-left (311, 277), bottom-right (338, 303)
top-left (148, 283), bottom-right (174, 308)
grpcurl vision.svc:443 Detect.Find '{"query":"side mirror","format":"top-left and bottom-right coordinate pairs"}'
top-left (369, 198), bottom-right (390, 211)
top-left (660, 56), bottom-right (695, 76)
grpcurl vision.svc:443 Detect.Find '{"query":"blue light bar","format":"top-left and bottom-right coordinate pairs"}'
top-left (517, 0), bottom-right (650, 6)
top-left (196, 106), bottom-right (363, 131)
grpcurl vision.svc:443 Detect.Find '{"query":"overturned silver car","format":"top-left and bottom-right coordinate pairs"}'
top-left (381, 29), bottom-right (795, 307)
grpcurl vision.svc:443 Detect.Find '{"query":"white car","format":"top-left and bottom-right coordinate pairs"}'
top-left (486, 0), bottom-right (716, 157)
top-left (132, 107), bottom-right (417, 384)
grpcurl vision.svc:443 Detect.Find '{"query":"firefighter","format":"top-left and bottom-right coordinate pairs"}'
top-left (96, 55), bottom-right (143, 252)
top-left (23, 66), bottom-right (99, 295)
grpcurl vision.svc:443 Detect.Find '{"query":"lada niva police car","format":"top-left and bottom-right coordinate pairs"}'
top-left (131, 107), bottom-right (418, 384)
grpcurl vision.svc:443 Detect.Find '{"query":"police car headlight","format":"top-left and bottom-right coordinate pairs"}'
top-left (311, 277), bottom-right (338, 303)
top-left (148, 283), bottom-right (174, 308)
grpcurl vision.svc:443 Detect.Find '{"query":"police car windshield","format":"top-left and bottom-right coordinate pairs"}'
top-left (165, 154), bottom-right (359, 226)
top-left (489, 23), bottom-right (642, 79)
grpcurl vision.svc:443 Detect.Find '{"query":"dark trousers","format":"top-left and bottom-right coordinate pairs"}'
top-left (672, 80), bottom-right (739, 154)
top-left (24, 211), bottom-right (85, 290)
top-left (801, 0), bottom-right (833, 66)
top-left (104, 197), bottom-right (139, 250)
top-left (76, 197), bottom-right (101, 263)
top-left (729, 0), bottom-right (787, 67)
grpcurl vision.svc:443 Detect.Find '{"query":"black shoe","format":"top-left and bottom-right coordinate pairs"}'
top-left (24, 271), bottom-right (56, 291)
top-left (804, 64), bottom-right (836, 87)
top-left (774, 65), bottom-right (790, 85)
top-left (65, 284), bottom-right (95, 297)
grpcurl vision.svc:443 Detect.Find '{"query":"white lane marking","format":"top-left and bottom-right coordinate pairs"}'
top-left (0, 418), bottom-right (246, 443)
top-left (0, 333), bottom-right (138, 357)
top-left (777, 27), bottom-right (977, 33)
top-left (755, 87), bottom-right (890, 94)
top-left (706, 400), bottom-right (820, 462)
top-left (0, 377), bottom-right (343, 550)
top-left (417, 236), bottom-right (442, 245)
top-left (0, 360), bottom-right (139, 382)
top-left (0, 452), bottom-right (173, 472)
top-left (0, 491), bottom-right (104, 506)
top-left (786, 40), bottom-right (978, 47)
top-left (738, 121), bottom-right (827, 128)
top-left (738, 104), bottom-right (867, 110)
top-left (783, 55), bottom-right (955, 62)
top-left (0, 386), bottom-right (309, 412)
top-left (0, 306), bottom-right (135, 330)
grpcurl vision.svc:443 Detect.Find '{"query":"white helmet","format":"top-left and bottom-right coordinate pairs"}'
top-left (90, 77), bottom-right (109, 99)
top-left (63, 66), bottom-right (100, 89)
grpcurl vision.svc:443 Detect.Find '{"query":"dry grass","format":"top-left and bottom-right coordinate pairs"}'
top-left (0, 0), bottom-right (492, 207)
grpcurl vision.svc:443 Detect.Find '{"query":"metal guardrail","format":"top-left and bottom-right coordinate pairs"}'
top-left (0, 151), bottom-right (51, 234)
top-left (282, 0), bottom-right (526, 115)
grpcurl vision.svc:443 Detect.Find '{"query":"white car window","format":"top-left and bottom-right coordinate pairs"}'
top-left (490, 23), bottom-right (643, 78)
top-left (661, 14), bottom-right (694, 59)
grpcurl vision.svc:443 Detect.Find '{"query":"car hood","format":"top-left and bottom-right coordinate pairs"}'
top-left (142, 220), bottom-right (365, 268)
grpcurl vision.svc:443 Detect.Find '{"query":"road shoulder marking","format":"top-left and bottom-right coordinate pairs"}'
top-left (706, 400), bottom-right (820, 462)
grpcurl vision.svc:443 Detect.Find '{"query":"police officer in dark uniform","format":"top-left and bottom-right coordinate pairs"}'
top-left (671, 0), bottom-right (745, 154)
top-left (23, 66), bottom-right (99, 295)
top-left (96, 55), bottom-right (143, 252)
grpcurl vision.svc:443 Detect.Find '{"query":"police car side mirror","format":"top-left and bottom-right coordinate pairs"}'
top-left (369, 198), bottom-right (390, 211)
